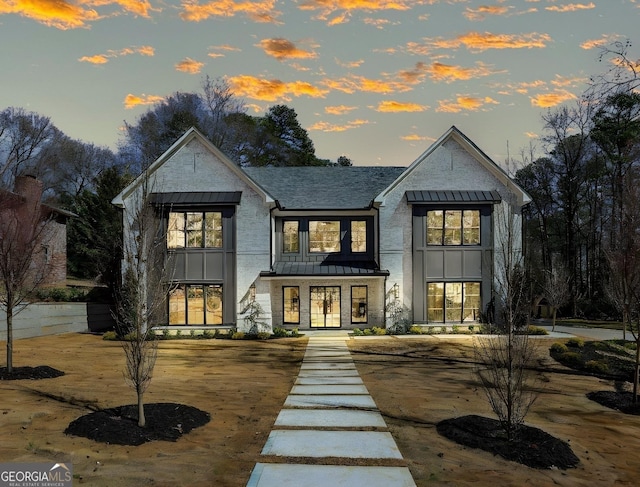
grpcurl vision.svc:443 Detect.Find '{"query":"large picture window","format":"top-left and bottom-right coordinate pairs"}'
top-left (169, 284), bottom-right (223, 325)
top-left (427, 210), bottom-right (480, 245)
top-left (168, 211), bottom-right (222, 249)
top-left (283, 286), bottom-right (300, 324)
top-left (427, 282), bottom-right (480, 323)
top-left (309, 220), bottom-right (341, 253)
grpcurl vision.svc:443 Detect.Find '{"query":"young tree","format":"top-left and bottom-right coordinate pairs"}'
top-left (0, 176), bottom-right (55, 373)
top-left (542, 265), bottom-right (571, 331)
top-left (115, 174), bottom-right (172, 427)
top-left (474, 195), bottom-right (539, 441)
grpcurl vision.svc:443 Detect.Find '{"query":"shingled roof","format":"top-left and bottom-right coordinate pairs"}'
top-left (243, 166), bottom-right (406, 210)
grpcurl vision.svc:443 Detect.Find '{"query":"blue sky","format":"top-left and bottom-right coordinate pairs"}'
top-left (0, 1), bottom-right (638, 167)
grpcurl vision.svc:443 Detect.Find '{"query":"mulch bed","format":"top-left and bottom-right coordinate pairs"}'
top-left (0, 365), bottom-right (65, 380)
top-left (437, 415), bottom-right (580, 469)
top-left (65, 403), bottom-right (211, 446)
top-left (586, 391), bottom-right (640, 415)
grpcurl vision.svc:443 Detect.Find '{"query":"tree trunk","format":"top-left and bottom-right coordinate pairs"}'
top-left (138, 389), bottom-right (146, 427)
top-left (634, 340), bottom-right (640, 404)
top-left (551, 307), bottom-right (558, 332)
top-left (6, 306), bottom-right (13, 373)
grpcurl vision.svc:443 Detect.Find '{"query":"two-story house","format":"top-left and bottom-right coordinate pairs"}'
top-left (112, 126), bottom-right (530, 332)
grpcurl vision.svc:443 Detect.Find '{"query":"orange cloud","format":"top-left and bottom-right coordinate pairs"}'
top-left (436, 95), bottom-right (499, 113)
top-left (298, 0), bottom-right (415, 25)
top-left (308, 119), bottom-right (370, 132)
top-left (124, 93), bottom-right (165, 109)
top-left (0, 0), bottom-right (99, 29)
top-left (410, 31), bottom-right (552, 55)
top-left (325, 105), bottom-right (358, 115)
top-left (175, 57), bottom-right (204, 74)
top-left (546, 2), bottom-right (595, 13)
top-left (580, 34), bottom-right (621, 50)
top-left (425, 61), bottom-right (500, 82)
top-left (78, 45), bottom-right (154, 64)
top-left (463, 5), bottom-right (511, 21)
top-left (375, 100), bottom-right (427, 112)
top-left (180, 0), bottom-right (281, 23)
top-left (228, 75), bottom-right (328, 101)
top-left (78, 54), bottom-right (109, 64)
top-left (530, 90), bottom-right (577, 108)
top-left (258, 38), bottom-right (317, 60)
top-left (335, 58), bottom-right (364, 68)
top-left (401, 133), bottom-right (432, 142)
top-left (324, 75), bottom-right (414, 94)
top-left (0, 0), bottom-right (155, 29)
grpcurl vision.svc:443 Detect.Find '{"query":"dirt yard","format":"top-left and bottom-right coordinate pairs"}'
top-left (1, 332), bottom-right (639, 486)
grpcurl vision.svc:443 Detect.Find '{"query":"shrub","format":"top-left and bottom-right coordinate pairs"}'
top-left (468, 325), bottom-right (475, 333)
top-left (558, 351), bottom-right (583, 367)
top-left (371, 326), bottom-right (387, 336)
top-left (231, 331), bottom-right (245, 340)
top-left (452, 325), bottom-right (460, 333)
top-left (566, 338), bottom-right (584, 348)
top-left (440, 326), bottom-right (447, 334)
top-left (624, 342), bottom-right (637, 351)
top-left (526, 325), bottom-right (549, 335)
top-left (257, 332), bottom-right (271, 340)
top-left (585, 360), bottom-right (609, 374)
top-left (102, 331), bottom-right (117, 341)
top-left (272, 327), bottom-right (288, 337)
top-left (203, 330), bottom-right (214, 339)
top-left (409, 325), bottom-right (423, 335)
top-left (550, 342), bottom-right (568, 354)
top-left (352, 328), bottom-right (363, 336)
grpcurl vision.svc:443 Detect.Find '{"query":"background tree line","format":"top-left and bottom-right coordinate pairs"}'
top-left (0, 77), bottom-right (351, 292)
top-left (515, 40), bottom-right (640, 321)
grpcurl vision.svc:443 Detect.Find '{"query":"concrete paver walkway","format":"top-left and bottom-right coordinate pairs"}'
top-left (246, 335), bottom-right (416, 487)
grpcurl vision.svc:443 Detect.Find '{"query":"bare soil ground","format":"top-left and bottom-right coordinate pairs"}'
top-left (1, 333), bottom-right (640, 486)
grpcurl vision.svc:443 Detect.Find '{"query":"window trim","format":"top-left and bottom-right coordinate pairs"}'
top-left (169, 283), bottom-right (224, 326)
top-left (426, 281), bottom-right (481, 323)
top-left (168, 210), bottom-right (223, 249)
top-left (426, 209), bottom-right (481, 246)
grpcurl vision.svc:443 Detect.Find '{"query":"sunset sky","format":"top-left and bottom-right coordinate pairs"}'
top-left (0, 1), bottom-right (638, 167)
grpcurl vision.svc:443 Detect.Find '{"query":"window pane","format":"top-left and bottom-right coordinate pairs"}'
top-left (169, 285), bottom-right (186, 324)
top-left (168, 213), bottom-right (185, 249)
top-left (445, 283), bottom-right (463, 322)
top-left (352, 286), bottom-right (367, 323)
top-left (427, 210), bottom-right (443, 245)
top-left (204, 212), bottom-right (223, 248)
top-left (463, 282), bottom-right (481, 322)
top-left (205, 285), bottom-right (223, 325)
top-left (443, 210), bottom-right (462, 245)
top-left (427, 282), bottom-right (444, 322)
top-left (187, 285), bottom-right (205, 324)
top-left (351, 221), bottom-right (367, 253)
top-left (283, 221), bottom-right (299, 253)
top-left (186, 213), bottom-right (203, 247)
top-left (283, 286), bottom-right (300, 323)
top-left (309, 221), bottom-right (341, 253)
top-left (463, 210), bottom-right (480, 245)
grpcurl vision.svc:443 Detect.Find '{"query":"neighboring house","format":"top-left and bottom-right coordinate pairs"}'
top-left (0, 175), bottom-right (74, 286)
top-left (112, 126), bottom-right (530, 332)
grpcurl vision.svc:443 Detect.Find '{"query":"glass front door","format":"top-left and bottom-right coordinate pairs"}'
top-left (310, 286), bottom-right (341, 328)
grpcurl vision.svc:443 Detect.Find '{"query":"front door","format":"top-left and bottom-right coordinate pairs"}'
top-left (310, 286), bottom-right (341, 328)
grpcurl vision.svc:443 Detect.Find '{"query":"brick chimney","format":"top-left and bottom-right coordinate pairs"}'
top-left (14, 175), bottom-right (44, 206)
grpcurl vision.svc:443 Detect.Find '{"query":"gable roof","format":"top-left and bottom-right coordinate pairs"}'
top-left (112, 128), bottom-right (274, 208)
top-left (375, 126), bottom-right (531, 207)
top-left (244, 166), bottom-right (405, 210)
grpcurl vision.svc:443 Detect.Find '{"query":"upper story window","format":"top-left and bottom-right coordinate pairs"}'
top-left (283, 221), bottom-right (299, 253)
top-left (427, 209), bottom-right (480, 246)
top-left (351, 220), bottom-right (367, 253)
top-left (309, 220), bottom-right (341, 253)
top-left (168, 211), bottom-right (223, 249)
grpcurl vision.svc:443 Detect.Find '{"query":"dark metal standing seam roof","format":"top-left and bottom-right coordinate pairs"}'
top-left (149, 191), bottom-right (242, 206)
top-left (261, 262), bottom-right (390, 278)
top-left (405, 190), bottom-right (502, 204)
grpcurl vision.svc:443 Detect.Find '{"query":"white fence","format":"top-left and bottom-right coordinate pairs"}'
top-left (0, 303), bottom-right (114, 340)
